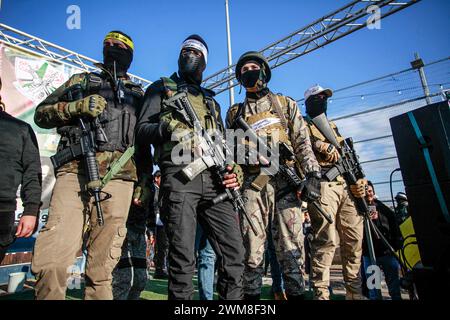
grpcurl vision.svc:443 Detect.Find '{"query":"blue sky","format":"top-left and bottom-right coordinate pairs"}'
top-left (1, 0), bottom-right (449, 201)
top-left (1, 0), bottom-right (449, 109)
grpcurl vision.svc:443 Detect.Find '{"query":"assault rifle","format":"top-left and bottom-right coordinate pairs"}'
top-left (234, 116), bottom-right (333, 225)
top-left (163, 90), bottom-right (259, 236)
top-left (50, 83), bottom-right (108, 226)
top-left (309, 113), bottom-right (394, 299)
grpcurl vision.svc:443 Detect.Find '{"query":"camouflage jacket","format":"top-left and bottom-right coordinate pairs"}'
top-left (226, 91), bottom-right (320, 176)
top-left (34, 70), bottom-right (150, 182)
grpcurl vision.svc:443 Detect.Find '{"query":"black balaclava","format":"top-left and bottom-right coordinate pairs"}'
top-left (305, 94), bottom-right (328, 118)
top-left (178, 34), bottom-right (208, 85)
top-left (241, 60), bottom-right (269, 99)
top-left (103, 31), bottom-right (134, 77)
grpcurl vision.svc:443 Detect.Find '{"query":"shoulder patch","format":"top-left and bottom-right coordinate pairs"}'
top-left (66, 72), bottom-right (89, 88)
top-left (160, 77), bottom-right (178, 92)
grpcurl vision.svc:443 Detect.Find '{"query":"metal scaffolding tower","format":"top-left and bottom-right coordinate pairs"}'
top-left (202, 0), bottom-right (421, 94)
top-left (0, 23), bottom-right (152, 88)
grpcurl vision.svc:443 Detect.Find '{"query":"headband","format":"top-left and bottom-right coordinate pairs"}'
top-left (181, 39), bottom-right (208, 64)
top-left (104, 32), bottom-right (134, 51)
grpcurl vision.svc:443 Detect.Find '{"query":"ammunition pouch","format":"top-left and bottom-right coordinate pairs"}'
top-left (96, 107), bottom-right (134, 153)
top-left (251, 174), bottom-right (271, 191)
top-left (55, 72), bottom-right (141, 157)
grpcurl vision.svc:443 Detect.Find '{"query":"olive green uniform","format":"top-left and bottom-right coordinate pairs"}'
top-left (226, 92), bottom-right (320, 298)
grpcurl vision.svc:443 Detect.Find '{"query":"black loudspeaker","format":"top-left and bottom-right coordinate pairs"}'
top-left (390, 101), bottom-right (450, 269)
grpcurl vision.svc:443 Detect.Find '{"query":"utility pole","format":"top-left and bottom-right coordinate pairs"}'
top-left (225, 0), bottom-right (235, 106)
top-left (411, 52), bottom-right (432, 105)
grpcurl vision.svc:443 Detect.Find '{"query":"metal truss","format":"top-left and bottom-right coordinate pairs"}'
top-left (202, 0), bottom-right (421, 94)
top-left (0, 23), bottom-right (152, 88)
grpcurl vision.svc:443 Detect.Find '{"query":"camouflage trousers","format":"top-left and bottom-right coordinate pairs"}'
top-left (308, 181), bottom-right (364, 300)
top-left (242, 174), bottom-right (305, 297)
top-left (112, 227), bottom-right (148, 300)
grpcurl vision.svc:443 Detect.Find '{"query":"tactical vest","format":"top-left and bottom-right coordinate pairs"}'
top-left (56, 72), bottom-right (143, 154)
top-left (155, 75), bottom-right (223, 164)
top-left (230, 93), bottom-right (293, 161)
top-left (229, 93), bottom-right (297, 190)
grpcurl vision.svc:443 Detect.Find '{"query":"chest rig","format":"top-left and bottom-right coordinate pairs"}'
top-left (240, 93), bottom-right (291, 149)
top-left (155, 75), bottom-right (223, 164)
top-left (231, 93), bottom-right (297, 190)
top-left (57, 72), bottom-right (143, 154)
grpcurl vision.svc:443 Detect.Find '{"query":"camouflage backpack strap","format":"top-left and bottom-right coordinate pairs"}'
top-left (226, 103), bottom-right (240, 128)
top-left (268, 93), bottom-right (289, 132)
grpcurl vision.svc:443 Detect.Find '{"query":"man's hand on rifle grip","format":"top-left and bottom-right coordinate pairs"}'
top-left (223, 164), bottom-right (243, 190)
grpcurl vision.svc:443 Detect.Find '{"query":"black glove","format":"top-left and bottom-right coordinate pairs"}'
top-left (302, 171), bottom-right (322, 203)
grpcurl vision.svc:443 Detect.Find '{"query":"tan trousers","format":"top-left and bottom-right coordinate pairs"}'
top-left (31, 173), bottom-right (134, 300)
top-left (308, 181), bottom-right (364, 300)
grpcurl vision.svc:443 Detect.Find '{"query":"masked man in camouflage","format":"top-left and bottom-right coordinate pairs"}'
top-left (31, 31), bottom-right (151, 300)
top-left (136, 35), bottom-right (244, 300)
top-left (226, 52), bottom-right (322, 300)
top-left (303, 84), bottom-right (367, 300)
